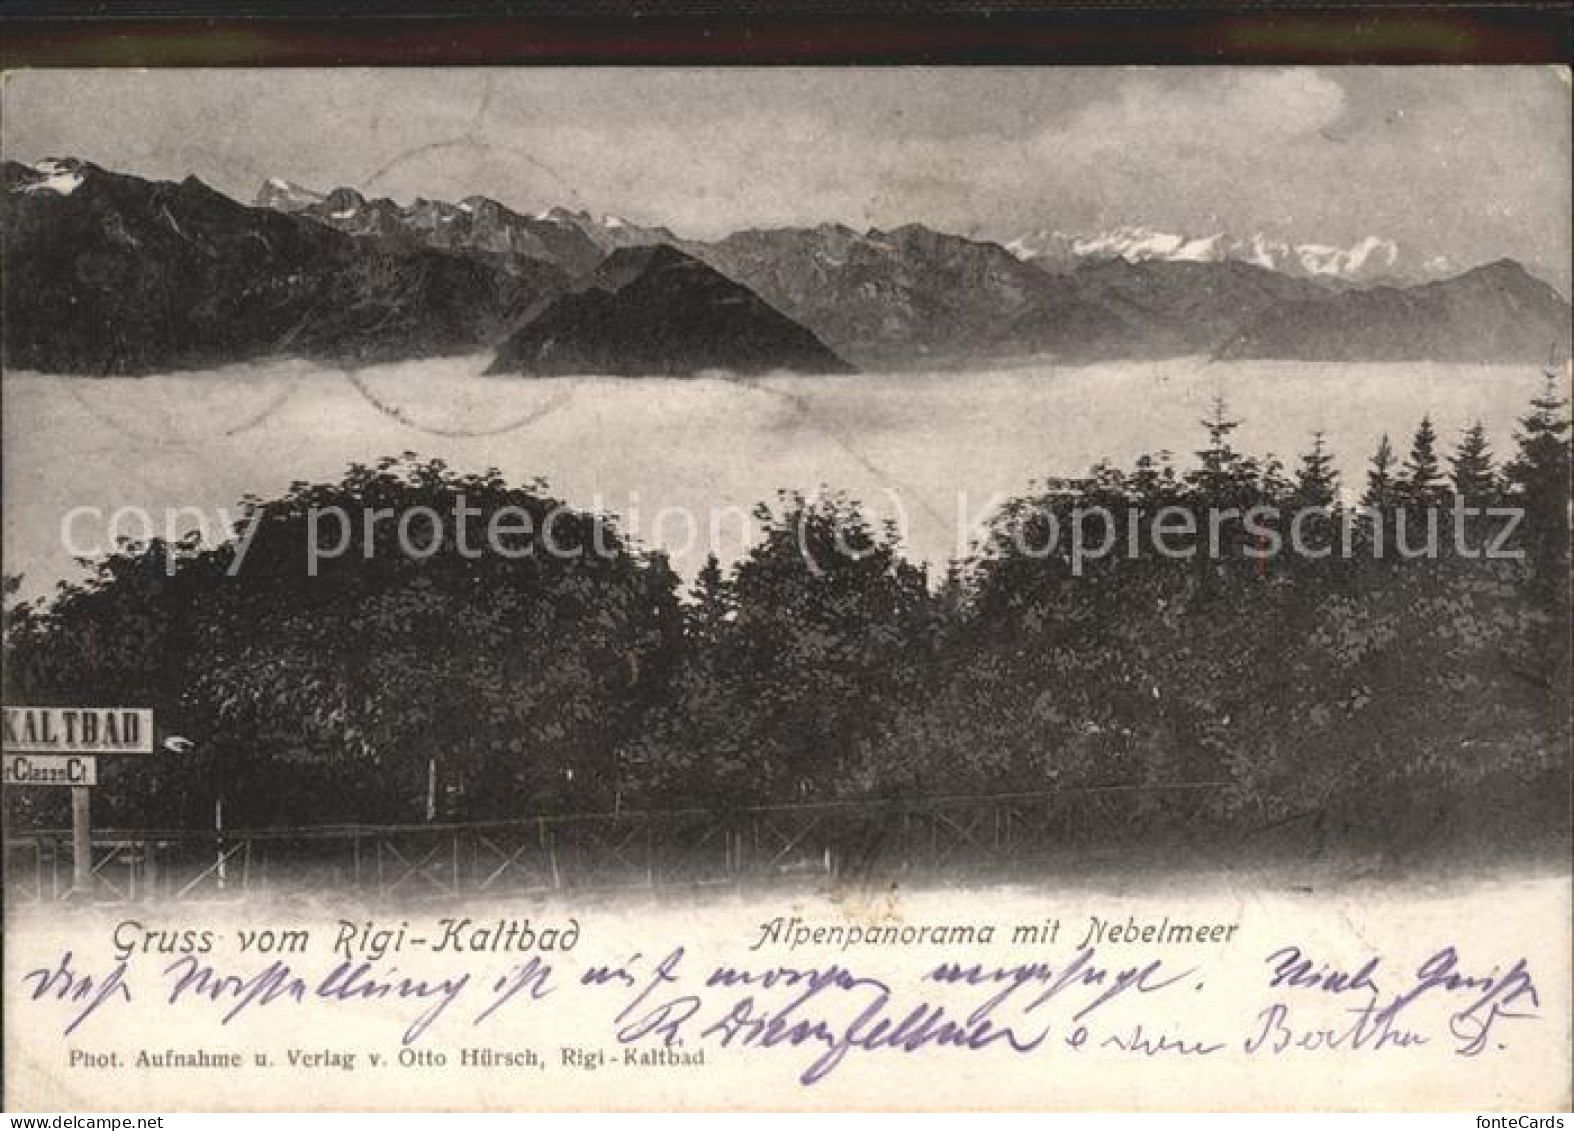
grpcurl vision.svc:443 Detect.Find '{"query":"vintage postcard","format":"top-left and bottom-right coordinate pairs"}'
top-left (1, 65), bottom-right (1570, 1112)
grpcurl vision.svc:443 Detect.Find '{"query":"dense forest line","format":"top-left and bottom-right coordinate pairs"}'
top-left (4, 376), bottom-right (1569, 862)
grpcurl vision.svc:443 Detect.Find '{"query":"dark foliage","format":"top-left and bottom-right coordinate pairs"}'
top-left (5, 381), bottom-right (1569, 863)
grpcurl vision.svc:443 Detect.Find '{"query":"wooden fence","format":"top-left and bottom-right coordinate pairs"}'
top-left (3, 782), bottom-right (1225, 903)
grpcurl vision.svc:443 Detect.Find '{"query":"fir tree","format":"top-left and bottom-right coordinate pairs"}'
top-left (1399, 415), bottom-right (1445, 504)
top-left (688, 553), bottom-right (731, 646)
top-left (1195, 397), bottom-right (1240, 473)
top-left (1448, 420), bottom-right (1497, 502)
top-left (1293, 431), bottom-right (1340, 507)
top-left (1363, 434), bottom-right (1397, 508)
top-left (1189, 397), bottom-right (1260, 509)
top-left (1504, 372), bottom-right (1572, 576)
top-left (1506, 372), bottom-right (1572, 496)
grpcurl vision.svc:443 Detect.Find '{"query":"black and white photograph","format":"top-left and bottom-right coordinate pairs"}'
top-left (2, 60), bottom-right (1570, 1113)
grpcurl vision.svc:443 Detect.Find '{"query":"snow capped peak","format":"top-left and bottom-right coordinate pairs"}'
top-left (255, 176), bottom-right (324, 212)
top-left (1169, 232), bottom-right (1229, 262)
top-left (1074, 226), bottom-right (1190, 261)
top-left (1004, 228), bottom-right (1075, 260)
top-left (17, 158), bottom-right (85, 197)
top-left (603, 214), bottom-right (629, 229)
top-left (1005, 226), bottom-right (1234, 269)
top-left (1009, 224), bottom-right (1445, 284)
top-left (532, 206), bottom-right (579, 224)
top-left (1293, 236), bottom-right (1400, 280)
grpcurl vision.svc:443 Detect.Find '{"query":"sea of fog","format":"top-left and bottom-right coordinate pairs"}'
top-left (1, 355), bottom-right (1556, 597)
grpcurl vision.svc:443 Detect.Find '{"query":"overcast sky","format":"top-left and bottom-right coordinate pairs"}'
top-left (4, 67), bottom-right (1570, 289)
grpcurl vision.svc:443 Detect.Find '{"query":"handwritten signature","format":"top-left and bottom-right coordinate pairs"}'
top-left (599, 945), bottom-right (1194, 1083)
top-left (1249, 944), bottom-right (1540, 1057)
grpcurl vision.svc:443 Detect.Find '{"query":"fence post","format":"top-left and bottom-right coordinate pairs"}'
top-left (543, 819), bottom-right (561, 890)
top-left (69, 787), bottom-right (92, 897)
top-left (215, 794), bottom-right (227, 892)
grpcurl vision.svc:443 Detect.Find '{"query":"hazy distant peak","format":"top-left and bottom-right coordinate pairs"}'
top-left (1010, 225), bottom-right (1448, 286)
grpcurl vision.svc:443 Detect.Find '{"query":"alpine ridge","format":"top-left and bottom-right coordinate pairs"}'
top-left (3, 158), bottom-right (566, 374)
top-left (2, 156), bottom-right (1565, 375)
top-left (1006, 225), bottom-right (1456, 287)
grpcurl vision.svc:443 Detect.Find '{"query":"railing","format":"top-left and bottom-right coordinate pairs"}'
top-left (3, 782), bottom-right (1225, 903)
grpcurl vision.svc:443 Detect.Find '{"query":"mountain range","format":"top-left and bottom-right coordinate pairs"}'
top-left (2, 159), bottom-right (565, 374)
top-left (3, 158), bottom-right (1568, 376)
top-left (1004, 225), bottom-right (1456, 288)
top-left (1217, 259), bottom-right (1574, 363)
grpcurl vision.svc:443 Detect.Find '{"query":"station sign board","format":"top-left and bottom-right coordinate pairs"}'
top-left (2, 706), bottom-right (153, 755)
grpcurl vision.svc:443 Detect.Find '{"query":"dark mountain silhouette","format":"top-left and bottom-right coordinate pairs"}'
top-left (7, 157), bottom-right (1566, 374)
top-left (992, 272), bottom-right (1150, 361)
top-left (486, 244), bottom-right (854, 377)
top-left (3, 159), bottom-right (566, 374)
top-left (253, 192), bottom-right (1058, 369)
top-left (1217, 260), bottom-right (1572, 362)
top-left (1000, 258), bottom-right (1332, 361)
top-left (691, 222), bottom-right (1052, 369)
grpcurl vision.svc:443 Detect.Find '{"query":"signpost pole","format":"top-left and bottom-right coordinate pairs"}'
top-left (70, 784), bottom-right (92, 896)
top-left (4, 707), bottom-right (161, 902)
